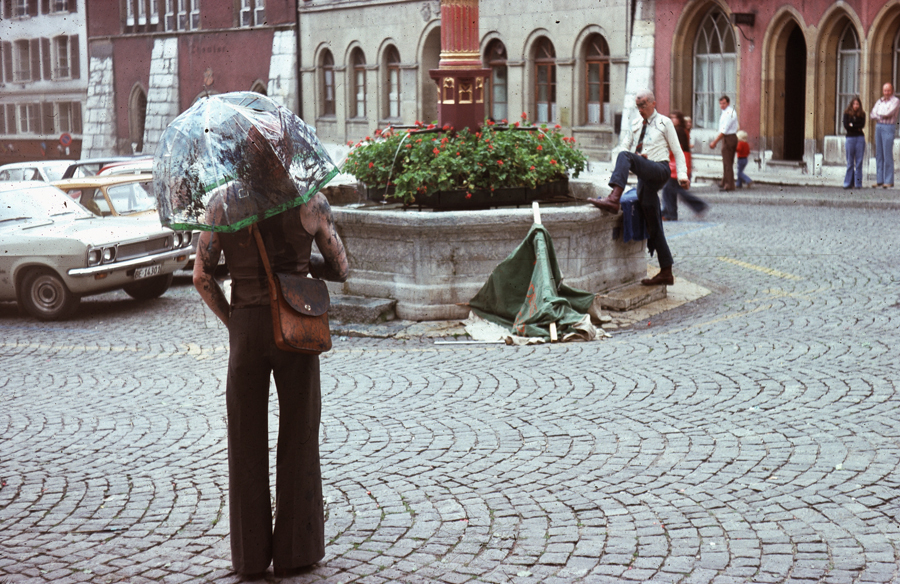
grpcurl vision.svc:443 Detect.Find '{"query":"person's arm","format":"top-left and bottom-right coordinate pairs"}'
top-left (193, 231), bottom-right (230, 326)
top-left (870, 101), bottom-right (881, 120)
top-left (885, 97), bottom-right (900, 120)
top-left (304, 193), bottom-right (349, 282)
top-left (843, 113), bottom-right (854, 133)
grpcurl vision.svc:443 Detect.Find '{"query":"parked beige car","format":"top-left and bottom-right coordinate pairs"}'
top-left (53, 173), bottom-right (202, 268)
top-left (0, 182), bottom-right (192, 320)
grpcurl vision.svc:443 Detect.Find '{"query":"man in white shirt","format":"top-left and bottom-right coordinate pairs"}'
top-left (870, 82), bottom-right (900, 188)
top-left (588, 89), bottom-right (689, 286)
top-left (709, 95), bottom-right (738, 191)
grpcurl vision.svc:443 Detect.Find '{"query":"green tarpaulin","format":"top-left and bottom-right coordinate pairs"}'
top-left (468, 223), bottom-right (596, 340)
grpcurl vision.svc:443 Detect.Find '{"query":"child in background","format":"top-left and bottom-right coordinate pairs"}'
top-left (736, 130), bottom-right (752, 188)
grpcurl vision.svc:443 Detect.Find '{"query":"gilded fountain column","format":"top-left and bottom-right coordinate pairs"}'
top-left (429, 0), bottom-right (490, 130)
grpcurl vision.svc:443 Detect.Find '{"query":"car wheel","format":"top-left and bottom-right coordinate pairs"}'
top-left (123, 273), bottom-right (173, 300)
top-left (19, 268), bottom-right (81, 321)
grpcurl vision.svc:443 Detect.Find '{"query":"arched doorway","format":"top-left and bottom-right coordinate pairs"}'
top-left (420, 26), bottom-right (441, 125)
top-left (129, 84), bottom-right (147, 154)
top-left (783, 25), bottom-right (806, 160)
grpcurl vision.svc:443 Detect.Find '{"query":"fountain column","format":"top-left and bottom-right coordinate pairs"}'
top-left (429, 0), bottom-right (490, 130)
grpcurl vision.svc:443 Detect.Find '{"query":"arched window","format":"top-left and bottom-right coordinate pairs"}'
top-left (250, 81), bottom-right (267, 95)
top-left (384, 46), bottom-right (401, 119)
top-left (585, 34), bottom-right (610, 125)
top-left (693, 9), bottom-right (736, 129)
top-left (534, 38), bottom-right (556, 123)
top-left (321, 50), bottom-right (335, 116)
top-left (351, 48), bottom-right (366, 119)
top-left (485, 40), bottom-right (508, 122)
top-left (836, 22), bottom-right (859, 134)
top-left (128, 85), bottom-right (147, 154)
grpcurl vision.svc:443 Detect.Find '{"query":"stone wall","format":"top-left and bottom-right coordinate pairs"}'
top-left (142, 38), bottom-right (181, 157)
top-left (81, 43), bottom-right (117, 159)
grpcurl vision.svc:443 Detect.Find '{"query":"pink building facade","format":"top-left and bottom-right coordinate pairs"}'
top-left (652, 0), bottom-right (900, 175)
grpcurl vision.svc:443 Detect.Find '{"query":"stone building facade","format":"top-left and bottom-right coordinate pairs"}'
top-left (0, 0), bottom-right (87, 166)
top-left (81, 0), bottom-right (297, 159)
top-left (298, 0), bottom-right (633, 160)
top-left (653, 0), bottom-right (900, 179)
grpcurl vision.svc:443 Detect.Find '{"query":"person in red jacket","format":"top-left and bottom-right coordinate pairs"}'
top-left (736, 130), bottom-right (752, 188)
top-left (661, 110), bottom-right (708, 221)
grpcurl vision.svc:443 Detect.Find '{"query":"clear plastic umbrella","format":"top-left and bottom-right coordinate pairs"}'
top-left (153, 91), bottom-right (338, 232)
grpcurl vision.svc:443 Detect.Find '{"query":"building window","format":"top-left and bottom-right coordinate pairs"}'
top-left (534, 38), bottom-right (556, 124)
top-left (585, 34), bottom-right (610, 125)
top-left (18, 103), bottom-right (39, 134)
top-left (53, 36), bottom-right (70, 78)
top-left (50, 0), bottom-right (69, 13)
top-left (384, 46), bottom-right (400, 119)
top-left (240, 0), bottom-right (264, 27)
top-left (836, 23), bottom-right (859, 135)
top-left (352, 48), bottom-right (366, 119)
top-left (13, 39), bottom-right (31, 82)
top-left (485, 40), bottom-right (507, 122)
top-left (321, 50), bottom-right (335, 116)
top-left (7, 0), bottom-right (28, 18)
top-left (165, 0), bottom-right (198, 31)
top-left (693, 9), bottom-right (736, 129)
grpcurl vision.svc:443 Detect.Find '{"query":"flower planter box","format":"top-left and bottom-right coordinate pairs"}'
top-left (364, 179), bottom-right (568, 210)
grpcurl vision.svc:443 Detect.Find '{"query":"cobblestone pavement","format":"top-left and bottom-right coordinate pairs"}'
top-left (1, 200), bottom-right (899, 584)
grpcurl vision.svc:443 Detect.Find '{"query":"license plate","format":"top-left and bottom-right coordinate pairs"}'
top-left (134, 264), bottom-right (160, 279)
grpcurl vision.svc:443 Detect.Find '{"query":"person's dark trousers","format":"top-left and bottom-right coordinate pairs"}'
top-left (226, 306), bottom-right (325, 576)
top-left (661, 178), bottom-right (708, 220)
top-left (610, 151), bottom-right (673, 268)
top-left (721, 134), bottom-right (738, 190)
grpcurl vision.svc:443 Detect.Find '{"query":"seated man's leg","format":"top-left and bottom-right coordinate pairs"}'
top-left (636, 161), bottom-right (675, 285)
top-left (589, 151), bottom-right (640, 213)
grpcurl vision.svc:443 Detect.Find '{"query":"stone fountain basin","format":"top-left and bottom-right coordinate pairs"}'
top-left (328, 200), bottom-right (646, 321)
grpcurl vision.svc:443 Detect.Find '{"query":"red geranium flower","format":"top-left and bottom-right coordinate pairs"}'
top-left (537, 145), bottom-right (543, 151)
top-left (554, 124), bottom-right (561, 129)
top-left (530, 165), bottom-right (535, 171)
top-left (433, 148), bottom-right (440, 155)
top-left (550, 159), bottom-right (557, 165)
top-left (497, 160), bottom-right (503, 165)
top-left (368, 162), bottom-right (374, 168)
top-left (521, 112), bottom-right (527, 120)
top-left (465, 192), bottom-right (472, 199)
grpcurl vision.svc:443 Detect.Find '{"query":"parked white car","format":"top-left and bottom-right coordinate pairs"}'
top-left (0, 182), bottom-right (192, 320)
top-left (0, 160), bottom-right (71, 182)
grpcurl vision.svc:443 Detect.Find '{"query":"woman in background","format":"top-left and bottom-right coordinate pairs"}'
top-left (843, 96), bottom-right (866, 189)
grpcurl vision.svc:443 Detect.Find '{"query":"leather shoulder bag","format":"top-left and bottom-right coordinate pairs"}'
top-left (251, 224), bottom-right (332, 354)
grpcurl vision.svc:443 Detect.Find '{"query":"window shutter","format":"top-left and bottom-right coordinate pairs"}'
top-left (6, 104), bottom-right (17, 135)
top-left (41, 0), bottom-right (48, 14)
top-left (68, 0), bottom-right (75, 12)
top-left (69, 35), bottom-right (79, 78)
top-left (3, 0), bottom-right (11, 19)
top-left (41, 37), bottom-right (51, 79)
top-left (42, 102), bottom-right (54, 134)
top-left (72, 101), bottom-right (82, 134)
top-left (2, 42), bottom-right (13, 83)
top-left (28, 0), bottom-right (38, 16)
top-left (30, 38), bottom-right (41, 80)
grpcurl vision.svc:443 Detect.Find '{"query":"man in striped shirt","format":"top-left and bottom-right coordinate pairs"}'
top-left (870, 83), bottom-right (900, 188)
top-left (589, 89), bottom-right (689, 286)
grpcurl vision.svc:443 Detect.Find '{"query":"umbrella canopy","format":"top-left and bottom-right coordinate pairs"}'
top-left (153, 91), bottom-right (338, 232)
top-left (468, 223), bottom-right (596, 340)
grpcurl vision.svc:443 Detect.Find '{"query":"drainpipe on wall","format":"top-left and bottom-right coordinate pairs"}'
top-left (295, 0), bottom-right (302, 117)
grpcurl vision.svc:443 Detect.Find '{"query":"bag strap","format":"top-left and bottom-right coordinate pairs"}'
top-left (250, 223), bottom-right (279, 305)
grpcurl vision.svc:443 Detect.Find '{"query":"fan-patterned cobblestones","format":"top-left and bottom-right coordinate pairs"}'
top-left (1, 201), bottom-right (899, 583)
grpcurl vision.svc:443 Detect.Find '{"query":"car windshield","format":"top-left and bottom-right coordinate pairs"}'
top-left (0, 186), bottom-right (93, 221)
top-left (42, 164), bottom-right (67, 182)
top-left (106, 181), bottom-right (157, 215)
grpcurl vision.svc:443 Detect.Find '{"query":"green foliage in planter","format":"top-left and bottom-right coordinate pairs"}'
top-left (343, 116), bottom-right (587, 203)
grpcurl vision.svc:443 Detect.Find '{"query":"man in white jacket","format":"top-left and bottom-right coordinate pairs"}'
top-left (589, 89), bottom-right (689, 286)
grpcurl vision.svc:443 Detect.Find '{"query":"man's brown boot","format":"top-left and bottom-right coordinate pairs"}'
top-left (641, 266), bottom-right (674, 286)
top-left (588, 185), bottom-right (625, 213)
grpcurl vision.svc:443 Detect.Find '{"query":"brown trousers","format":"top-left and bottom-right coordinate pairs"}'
top-left (721, 134), bottom-right (738, 190)
top-left (226, 306), bottom-right (325, 575)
